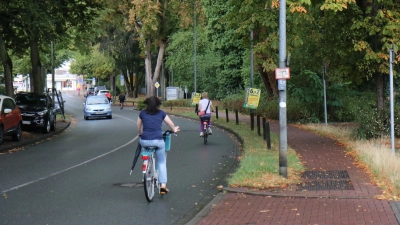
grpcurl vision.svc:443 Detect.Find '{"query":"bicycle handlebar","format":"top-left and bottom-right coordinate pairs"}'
top-left (163, 130), bottom-right (177, 136)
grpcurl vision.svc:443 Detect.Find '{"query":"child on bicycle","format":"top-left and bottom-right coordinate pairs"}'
top-left (137, 96), bottom-right (180, 194)
top-left (197, 92), bottom-right (215, 137)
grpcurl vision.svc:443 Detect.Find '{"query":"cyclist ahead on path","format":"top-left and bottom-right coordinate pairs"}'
top-left (197, 92), bottom-right (215, 137)
top-left (119, 92), bottom-right (126, 109)
top-left (136, 96), bottom-right (180, 194)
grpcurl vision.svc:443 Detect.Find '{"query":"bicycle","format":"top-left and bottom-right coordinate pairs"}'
top-left (200, 116), bottom-right (211, 144)
top-left (141, 130), bottom-right (174, 202)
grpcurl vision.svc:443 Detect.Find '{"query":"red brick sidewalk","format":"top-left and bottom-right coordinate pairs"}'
top-left (187, 112), bottom-right (400, 225)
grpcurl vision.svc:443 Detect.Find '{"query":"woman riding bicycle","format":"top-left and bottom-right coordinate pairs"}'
top-left (197, 92), bottom-right (215, 137)
top-left (136, 96), bottom-right (180, 194)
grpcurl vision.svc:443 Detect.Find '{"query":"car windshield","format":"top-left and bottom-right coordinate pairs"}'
top-left (87, 98), bottom-right (109, 105)
top-left (15, 94), bottom-right (47, 106)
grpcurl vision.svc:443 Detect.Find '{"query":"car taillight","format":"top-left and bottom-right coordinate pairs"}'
top-left (142, 155), bottom-right (149, 160)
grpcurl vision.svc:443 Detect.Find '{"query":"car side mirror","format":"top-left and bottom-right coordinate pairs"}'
top-left (83, 103), bottom-right (85, 106)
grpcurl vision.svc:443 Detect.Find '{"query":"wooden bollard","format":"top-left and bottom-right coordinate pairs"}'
top-left (257, 115), bottom-right (260, 136)
top-left (225, 109), bottom-right (229, 122)
top-left (266, 121), bottom-right (271, 150)
top-left (235, 110), bottom-right (239, 125)
top-left (263, 117), bottom-right (267, 140)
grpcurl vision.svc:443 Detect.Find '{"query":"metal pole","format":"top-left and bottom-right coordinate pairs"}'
top-left (194, 3), bottom-right (197, 93)
top-left (250, 30), bottom-right (254, 87)
top-left (278, 0), bottom-right (288, 178)
top-left (51, 41), bottom-right (55, 106)
top-left (390, 45), bottom-right (395, 154)
top-left (323, 65), bottom-right (327, 125)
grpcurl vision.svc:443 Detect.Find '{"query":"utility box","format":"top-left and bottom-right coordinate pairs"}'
top-left (166, 87), bottom-right (179, 100)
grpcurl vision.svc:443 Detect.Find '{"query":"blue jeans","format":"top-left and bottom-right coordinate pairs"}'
top-left (140, 139), bottom-right (167, 184)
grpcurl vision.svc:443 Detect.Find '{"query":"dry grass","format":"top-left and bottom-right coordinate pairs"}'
top-left (298, 123), bottom-right (400, 199)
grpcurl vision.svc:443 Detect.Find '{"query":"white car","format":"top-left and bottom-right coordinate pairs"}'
top-left (83, 96), bottom-right (112, 120)
top-left (96, 90), bottom-right (110, 96)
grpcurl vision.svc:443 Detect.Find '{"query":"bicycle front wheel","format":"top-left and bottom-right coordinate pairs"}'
top-left (144, 156), bottom-right (155, 202)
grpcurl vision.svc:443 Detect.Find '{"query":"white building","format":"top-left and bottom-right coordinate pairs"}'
top-left (14, 61), bottom-right (84, 93)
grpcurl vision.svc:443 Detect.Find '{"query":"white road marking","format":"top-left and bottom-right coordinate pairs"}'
top-left (1, 115), bottom-right (138, 194)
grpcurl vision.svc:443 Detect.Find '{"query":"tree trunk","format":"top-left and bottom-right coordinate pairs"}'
top-left (29, 38), bottom-right (43, 94)
top-left (145, 39), bottom-right (166, 97)
top-left (145, 39), bottom-right (153, 96)
top-left (257, 64), bottom-right (278, 98)
top-left (0, 35), bottom-right (14, 97)
top-left (376, 73), bottom-right (384, 110)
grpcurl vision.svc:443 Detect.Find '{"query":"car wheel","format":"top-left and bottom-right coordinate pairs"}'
top-left (108, 116), bottom-right (112, 119)
top-left (12, 123), bottom-right (22, 141)
top-left (42, 120), bottom-right (51, 134)
top-left (50, 116), bottom-right (56, 131)
top-left (84, 116), bottom-right (88, 120)
top-left (0, 126), bottom-right (4, 145)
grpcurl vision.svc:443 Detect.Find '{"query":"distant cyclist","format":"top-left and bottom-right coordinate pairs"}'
top-left (119, 92), bottom-right (126, 109)
top-left (197, 92), bottom-right (215, 137)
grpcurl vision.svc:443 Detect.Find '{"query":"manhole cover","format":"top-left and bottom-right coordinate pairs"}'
top-left (301, 170), bottom-right (350, 179)
top-left (297, 180), bottom-right (354, 191)
top-left (297, 170), bottom-right (354, 191)
top-left (114, 182), bottom-right (143, 188)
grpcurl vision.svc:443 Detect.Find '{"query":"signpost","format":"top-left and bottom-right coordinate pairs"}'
top-left (191, 92), bottom-right (201, 106)
top-left (155, 82), bottom-right (160, 97)
top-left (244, 88), bottom-right (261, 109)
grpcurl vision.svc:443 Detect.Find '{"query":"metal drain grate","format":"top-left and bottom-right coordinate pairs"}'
top-left (301, 170), bottom-right (350, 179)
top-left (297, 170), bottom-right (354, 191)
top-left (297, 180), bottom-right (354, 191)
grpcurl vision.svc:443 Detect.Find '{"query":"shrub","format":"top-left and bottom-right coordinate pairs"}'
top-left (162, 99), bottom-right (191, 107)
top-left (356, 108), bottom-right (389, 139)
top-left (136, 99), bottom-right (146, 110)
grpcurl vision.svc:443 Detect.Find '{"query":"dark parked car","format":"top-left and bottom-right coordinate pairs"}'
top-left (14, 92), bottom-right (56, 133)
top-left (0, 95), bottom-right (22, 144)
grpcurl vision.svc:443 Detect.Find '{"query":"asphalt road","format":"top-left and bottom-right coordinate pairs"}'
top-left (0, 93), bottom-right (240, 225)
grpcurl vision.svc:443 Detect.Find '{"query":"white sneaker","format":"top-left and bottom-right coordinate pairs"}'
top-left (208, 127), bottom-right (212, 134)
top-left (200, 132), bottom-right (204, 137)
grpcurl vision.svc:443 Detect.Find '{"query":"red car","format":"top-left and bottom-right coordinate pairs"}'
top-left (0, 95), bottom-right (23, 145)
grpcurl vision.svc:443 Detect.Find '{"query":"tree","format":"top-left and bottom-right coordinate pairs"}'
top-left (0, 0), bottom-right (103, 94)
top-left (125, 0), bottom-right (188, 96)
top-left (96, 10), bottom-right (143, 98)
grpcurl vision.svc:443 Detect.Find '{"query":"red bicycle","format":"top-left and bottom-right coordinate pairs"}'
top-left (200, 116), bottom-right (211, 144)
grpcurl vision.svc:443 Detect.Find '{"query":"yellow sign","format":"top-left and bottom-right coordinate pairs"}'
top-left (191, 92), bottom-right (201, 106)
top-left (243, 88), bottom-right (261, 109)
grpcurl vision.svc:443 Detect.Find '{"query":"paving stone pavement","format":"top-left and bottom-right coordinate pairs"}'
top-left (186, 111), bottom-right (400, 225)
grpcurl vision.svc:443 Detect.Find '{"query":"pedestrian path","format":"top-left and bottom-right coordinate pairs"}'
top-left (186, 112), bottom-right (400, 225)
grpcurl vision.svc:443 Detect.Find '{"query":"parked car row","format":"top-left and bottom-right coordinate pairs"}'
top-left (0, 91), bottom-right (62, 145)
top-left (84, 86), bottom-right (110, 98)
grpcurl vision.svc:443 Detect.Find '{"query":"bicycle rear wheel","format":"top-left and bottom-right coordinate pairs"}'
top-left (144, 155), bottom-right (155, 202)
top-left (203, 125), bottom-right (208, 144)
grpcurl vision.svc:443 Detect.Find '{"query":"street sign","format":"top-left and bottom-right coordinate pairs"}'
top-left (155, 82), bottom-right (160, 88)
top-left (275, 68), bottom-right (290, 79)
